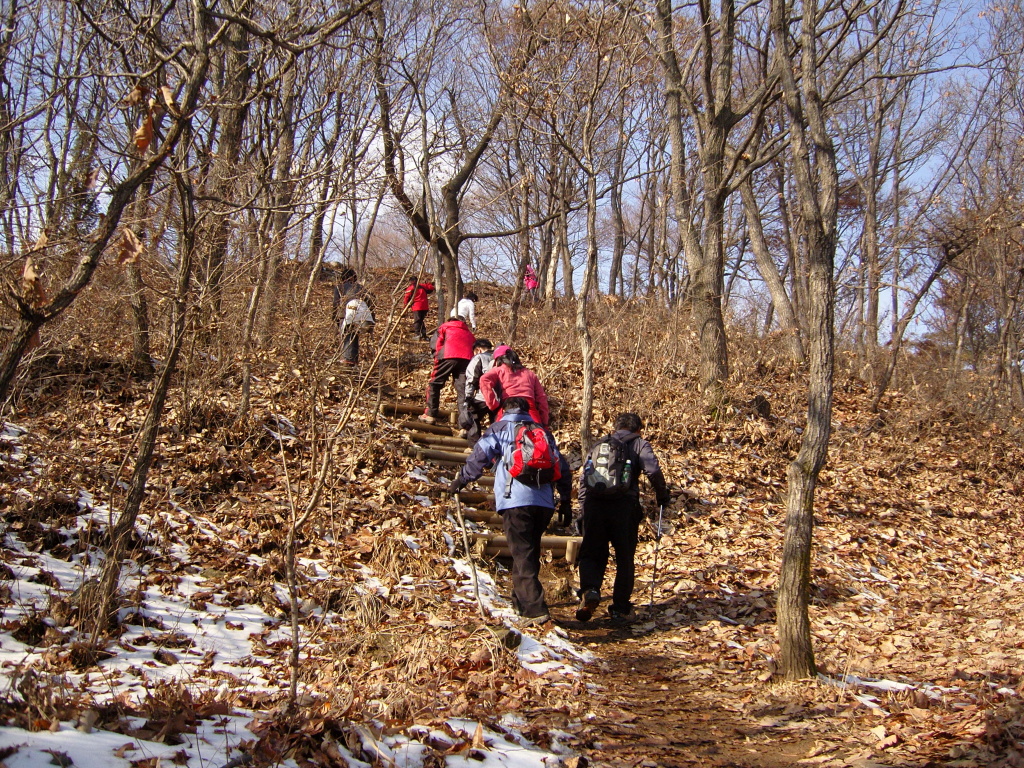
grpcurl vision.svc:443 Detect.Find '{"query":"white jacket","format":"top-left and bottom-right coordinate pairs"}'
top-left (456, 297), bottom-right (476, 330)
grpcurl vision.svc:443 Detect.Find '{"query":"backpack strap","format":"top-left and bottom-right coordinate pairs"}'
top-left (503, 421), bottom-right (521, 500)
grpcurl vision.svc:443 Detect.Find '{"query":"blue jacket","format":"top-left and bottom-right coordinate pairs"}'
top-left (457, 412), bottom-right (572, 512)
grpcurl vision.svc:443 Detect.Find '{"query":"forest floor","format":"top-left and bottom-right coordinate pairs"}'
top-left (2, 283), bottom-right (1024, 767)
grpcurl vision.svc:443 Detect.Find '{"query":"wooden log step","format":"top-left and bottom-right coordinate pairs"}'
top-left (483, 546), bottom-right (571, 560)
top-left (566, 538), bottom-right (581, 565)
top-left (410, 433), bottom-right (471, 450)
top-left (471, 533), bottom-right (581, 548)
top-left (414, 457), bottom-right (463, 468)
top-left (462, 509), bottom-right (502, 525)
top-left (456, 491), bottom-right (491, 505)
top-left (413, 447), bottom-right (470, 463)
top-left (400, 419), bottom-right (456, 436)
top-left (383, 402), bottom-right (453, 418)
top-left (384, 404), bottom-right (456, 424)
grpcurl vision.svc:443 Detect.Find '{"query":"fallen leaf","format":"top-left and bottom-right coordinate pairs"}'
top-left (471, 722), bottom-right (485, 749)
top-left (113, 744), bottom-right (137, 758)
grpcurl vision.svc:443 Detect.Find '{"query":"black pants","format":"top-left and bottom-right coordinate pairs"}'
top-left (461, 399), bottom-right (495, 444)
top-left (577, 496), bottom-right (643, 611)
top-left (411, 310), bottom-right (428, 339)
top-left (425, 357), bottom-right (468, 417)
top-left (340, 329), bottom-right (359, 363)
top-left (502, 504), bottom-right (554, 617)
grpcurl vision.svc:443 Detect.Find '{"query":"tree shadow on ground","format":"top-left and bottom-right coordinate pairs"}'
top-left (544, 565), bottom-right (864, 646)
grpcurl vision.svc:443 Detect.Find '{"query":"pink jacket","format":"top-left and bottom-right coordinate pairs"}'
top-left (434, 319), bottom-right (475, 360)
top-left (480, 365), bottom-right (549, 425)
top-left (524, 265), bottom-right (539, 291)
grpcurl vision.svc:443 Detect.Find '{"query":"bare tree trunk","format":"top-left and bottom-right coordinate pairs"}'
top-left (740, 176), bottom-right (804, 362)
top-left (95, 173), bottom-right (197, 632)
top-left (125, 260), bottom-right (154, 376)
top-left (257, 59), bottom-right (299, 346)
top-left (772, 0), bottom-right (837, 680)
top-left (656, 0), bottom-right (752, 402)
top-left (871, 246), bottom-right (957, 411)
top-left (608, 111), bottom-right (627, 296)
top-left (507, 150), bottom-right (532, 342)
top-left (197, 9), bottom-right (253, 328)
top-left (577, 171), bottom-right (599, 451)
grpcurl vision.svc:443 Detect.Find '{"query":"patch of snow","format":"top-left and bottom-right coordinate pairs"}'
top-left (0, 713), bottom-right (255, 768)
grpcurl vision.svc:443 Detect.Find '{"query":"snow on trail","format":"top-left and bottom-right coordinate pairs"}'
top-left (0, 423), bottom-right (590, 767)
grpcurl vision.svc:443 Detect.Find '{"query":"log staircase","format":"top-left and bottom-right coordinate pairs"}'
top-left (382, 400), bottom-right (581, 563)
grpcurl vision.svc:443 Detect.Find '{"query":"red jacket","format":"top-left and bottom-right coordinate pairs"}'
top-left (403, 281), bottom-right (434, 311)
top-left (434, 319), bottom-right (475, 360)
top-left (480, 365), bottom-right (550, 426)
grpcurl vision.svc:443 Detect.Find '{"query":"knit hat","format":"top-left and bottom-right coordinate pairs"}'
top-left (493, 344), bottom-right (511, 359)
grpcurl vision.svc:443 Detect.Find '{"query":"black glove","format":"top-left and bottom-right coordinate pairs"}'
top-left (557, 499), bottom-right (572, 527)
top-left (448, 476), bottom-right (465, 496)
top-left (657, 495), bottom-right (672, 509)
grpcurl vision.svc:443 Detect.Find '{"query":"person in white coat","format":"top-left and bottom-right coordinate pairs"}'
top-left (456, 291), bottom-right (478, 331)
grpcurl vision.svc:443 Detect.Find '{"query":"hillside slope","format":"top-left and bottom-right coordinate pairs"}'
top-left (2, 285), bottom-right (1023, 767)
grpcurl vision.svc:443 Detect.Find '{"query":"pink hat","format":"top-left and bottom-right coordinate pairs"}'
top-left (493, 345), bottom-right (511, 359)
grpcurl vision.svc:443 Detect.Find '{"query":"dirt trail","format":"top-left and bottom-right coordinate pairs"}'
top-left (544, 609), bottom-right (817, 768)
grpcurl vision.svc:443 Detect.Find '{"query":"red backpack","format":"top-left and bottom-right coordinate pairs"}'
top-left (504, 422), bottom-right (561, 497)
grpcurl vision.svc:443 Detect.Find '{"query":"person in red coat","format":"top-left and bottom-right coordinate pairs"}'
top-left (479, 345), bottom-right (550, 426)
top-left (403, 276), bottom-right (434, 340)
top-left (420, 310), bottom-right (476, 424)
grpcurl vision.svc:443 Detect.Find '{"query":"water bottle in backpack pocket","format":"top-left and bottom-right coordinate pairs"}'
top-left (583, 435), bottom-right (633, 496)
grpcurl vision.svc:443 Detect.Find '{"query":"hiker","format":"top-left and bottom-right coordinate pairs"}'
top-left (332, 268), bottom-right (372, 365)
top-left (461, 338), bottom-right (496, 444)
top-left (457, 291), bottom-right (478, 331)
top-left (420, 309), bottom-right (475, 424)
top-left (479, 346), bottom-right (550, 426)
top-left (448, 396), bottom-right (572, 626)
top-left (403, 276), bottom-right (435, 341)
top-left (523, 264), bottom-right (539, 301)
top-left (575, 412), bottom-right (671, 624)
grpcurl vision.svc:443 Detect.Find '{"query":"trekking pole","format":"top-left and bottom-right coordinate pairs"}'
top-left (453, 493), bottom-right (488, 619)
top-left (648, 504), bottom-right (665, 612)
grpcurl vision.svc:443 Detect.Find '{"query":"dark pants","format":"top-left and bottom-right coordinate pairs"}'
top-left (461, 399), bottom-right (495, 444)
top-left (577, 496), bottom-right (643, 611)
top-left (411, 310), bottom-right (428, 339)
top-left (340, 329), bottom-right (359, 363)
top-left (425, 357), bottom-right (468, 417)
top-left (502, 504), bottom-right (554, 617)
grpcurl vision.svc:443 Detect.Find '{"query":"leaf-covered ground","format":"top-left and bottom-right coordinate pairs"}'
top-left (2, 276), bottom-right (1023, 767)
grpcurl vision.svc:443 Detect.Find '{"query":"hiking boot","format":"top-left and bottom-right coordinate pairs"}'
top-left (608, 605), bottom-right (637, 624)
top-left (518, 613), bottom-right (550, 628)
top-left (418, 413), bottom-right (436, 424)
top-left (575, 589), bottom-right (600, 622)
